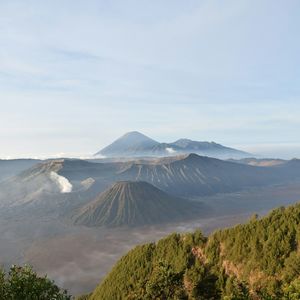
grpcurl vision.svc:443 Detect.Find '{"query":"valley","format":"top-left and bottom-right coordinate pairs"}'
top-left (0, 180), bottom-right (299, 296)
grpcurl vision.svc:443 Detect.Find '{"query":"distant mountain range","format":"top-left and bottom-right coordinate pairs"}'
top-left (72, 181), bottom-right (204, 227)
top-left (95, 131), bottom-right (251, 159)
top-left (1, 154), bottom-right (300, 221)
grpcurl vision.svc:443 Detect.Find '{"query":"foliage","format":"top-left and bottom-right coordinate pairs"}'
top-left (89, 202), bottom-right (300, 299)
top-left (282, 278), bottom-right (300, 300)
top-left (144, 261), bottom-right (186, 299)
top-left (0, 265), bottom-right (71, 300)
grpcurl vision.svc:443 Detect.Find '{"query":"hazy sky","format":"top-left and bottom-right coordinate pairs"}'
top-left (0, 0), bottom-right (299, 159)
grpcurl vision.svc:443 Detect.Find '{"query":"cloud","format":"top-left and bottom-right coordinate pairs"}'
top-left (50, 171), bottom-right (73, 193)
top-left (235, 143), bottom-right (300, 160)
top-left (166, 147), bottom-right (176, 154)
top-left (92, 154), bottom-right (106, 159)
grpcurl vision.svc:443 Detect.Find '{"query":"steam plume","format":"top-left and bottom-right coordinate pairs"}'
top-left (166, 147), bottom-right (176, 154)
top-left (50, 171), bottom-right (73, 193)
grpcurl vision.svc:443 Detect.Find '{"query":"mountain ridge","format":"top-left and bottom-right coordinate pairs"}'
top-left (95, 131), bottom-right (251, 159)
top-left (2, 154), bottom-right (300, 213)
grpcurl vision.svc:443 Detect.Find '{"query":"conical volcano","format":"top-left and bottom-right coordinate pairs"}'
top-left (72, 181), bottom-right (202, 227)
top-left (95, 131), bottom-right (159, 157)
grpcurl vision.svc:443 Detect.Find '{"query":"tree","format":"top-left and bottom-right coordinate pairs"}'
top-left (145, 260), bottom-right (187, 300)
top-left (282, 278), bottom-right (300, 300)
top-left (0, 265), bottom-right (71, 300)
top-left (223, 277), bottom-right (251, 300)
top-left (0, 268), bottom-right (8, 300)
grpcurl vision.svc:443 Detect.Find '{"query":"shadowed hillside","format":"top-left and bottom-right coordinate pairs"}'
top-left (117, 154), bottom-right (300, 197)
top-left (0, 159), bottom-right (41, 182)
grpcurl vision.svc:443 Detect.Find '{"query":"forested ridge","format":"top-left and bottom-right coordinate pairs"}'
top-left (88, 202), bottom-right (300, 300)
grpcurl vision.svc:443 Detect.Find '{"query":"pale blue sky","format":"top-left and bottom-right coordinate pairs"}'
top-left (0, 0), bottom-right (299, 158)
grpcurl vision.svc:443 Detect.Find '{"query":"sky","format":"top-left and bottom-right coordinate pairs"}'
top-left (0, 0), bottom-right (299, 159)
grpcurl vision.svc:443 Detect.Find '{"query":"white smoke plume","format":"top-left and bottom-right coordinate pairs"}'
top-left (50, 171), bottom-right (73, 193)
top-left (166, 147), bottom-right (176, 154)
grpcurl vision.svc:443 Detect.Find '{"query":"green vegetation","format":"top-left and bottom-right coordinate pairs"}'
top-left (89, 202), bottom-right (300, 299)
top-left (0, 265), bottom-right (71, 300)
